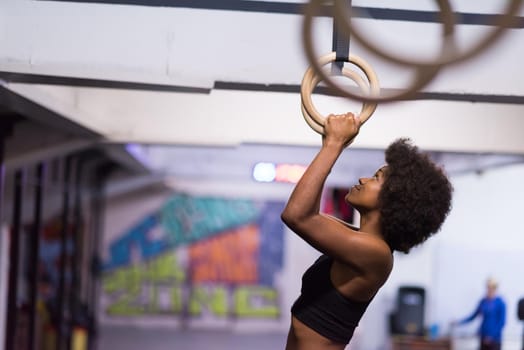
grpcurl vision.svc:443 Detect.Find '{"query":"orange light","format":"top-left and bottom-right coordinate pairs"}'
top-left (275, 164), bottom-right (307, 183)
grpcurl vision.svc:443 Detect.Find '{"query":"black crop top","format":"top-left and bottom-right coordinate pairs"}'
top-left (291, 255), bottom-right (372, 344)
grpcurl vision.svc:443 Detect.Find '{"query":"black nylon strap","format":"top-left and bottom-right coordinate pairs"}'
top-left (332, 0), bottom-right (352, 75)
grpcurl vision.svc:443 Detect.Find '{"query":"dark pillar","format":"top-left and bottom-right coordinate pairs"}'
top-left (87, 163), bottom-right (112, 350)
top-left (5, 169), bottom-right (24, 350)
top-left (69, 157), bottom-right (84, 347)
top-left (27, 162), bottom-right (46, 350)
top-left (56, 156), bottom-right (72, 350)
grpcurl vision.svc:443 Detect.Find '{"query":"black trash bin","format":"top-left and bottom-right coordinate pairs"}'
top-left (390, 286), bottom-right (426, 336)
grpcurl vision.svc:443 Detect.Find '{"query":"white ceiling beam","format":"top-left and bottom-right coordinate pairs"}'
top-left (7, 83), bottom-right (524, 154)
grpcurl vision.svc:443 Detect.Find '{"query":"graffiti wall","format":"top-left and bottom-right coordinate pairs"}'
top-left (101, 193), bottom-right (286, 328)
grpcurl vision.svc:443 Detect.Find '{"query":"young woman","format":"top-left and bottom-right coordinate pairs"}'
top-left (281, 113), bottom-right (453, 349)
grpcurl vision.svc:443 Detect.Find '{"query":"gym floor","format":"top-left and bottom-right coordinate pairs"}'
top-left (98, 326), bottom-right (288, 350)
top-left (98, 326), bottom-right (524, 350)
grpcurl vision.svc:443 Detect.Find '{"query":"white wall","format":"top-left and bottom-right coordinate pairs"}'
top-left (432, 164), bottom-right (524, 341)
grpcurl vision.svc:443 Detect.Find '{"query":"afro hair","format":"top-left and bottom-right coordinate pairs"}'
top-left (379, 138), bottom-right (453, 253)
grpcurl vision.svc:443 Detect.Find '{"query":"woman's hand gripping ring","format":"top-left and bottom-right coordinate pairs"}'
top-left (301, 52), bottom-right (380, 135)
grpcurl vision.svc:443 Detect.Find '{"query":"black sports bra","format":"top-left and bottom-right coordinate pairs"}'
top-left (291, 255), bottom-right (372, 344)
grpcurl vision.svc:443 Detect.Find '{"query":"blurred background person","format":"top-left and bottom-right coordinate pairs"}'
top-left (453, 277), bottom-right (506, 350)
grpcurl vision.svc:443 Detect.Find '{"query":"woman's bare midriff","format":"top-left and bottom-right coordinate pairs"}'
top-left (285, 316), bottom-right (347, 350)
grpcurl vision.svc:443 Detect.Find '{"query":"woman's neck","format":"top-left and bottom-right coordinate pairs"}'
top-left (359, 210), bottom-right (382, 238)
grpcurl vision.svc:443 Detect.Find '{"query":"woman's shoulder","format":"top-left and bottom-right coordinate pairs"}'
top-left (354, 231), bottom-right (393, 260)
top-left (338, 231), bottom-right (393, 276)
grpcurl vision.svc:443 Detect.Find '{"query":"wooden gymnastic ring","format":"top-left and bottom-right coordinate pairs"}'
top-left (301, 53), bottom-right (379, 134)
top-left (302, 0), bottom-right (522, 103)
top-left (302, 0), bottom-right (443, 103)
top-left (301, 102), bottom-right (324, 135)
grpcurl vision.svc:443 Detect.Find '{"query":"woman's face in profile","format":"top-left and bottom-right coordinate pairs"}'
top-left (346, 166), bottom-right (388, 210)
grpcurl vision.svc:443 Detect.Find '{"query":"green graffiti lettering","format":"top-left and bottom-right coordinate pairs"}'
top-left (103, 264), bottom-right (144, 316)
top-left (104, 253), bottom-right (187, 316)
top-left (149, 284), bottom-right (159, 313)
top-left (234, 286), bottom-right (279, 318)
top-left (171, 286), bottom-right (183, 313)
top-left (102, 251), bottom-right (282, 319)
top-left (189, 286), bottom-right (228, 316)
top-left (146, 254), bottom-right (186, 283)
top-left (106, 288), bottom-right (145, 316)
top-left (103, 264), bottom-right (143, 293)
